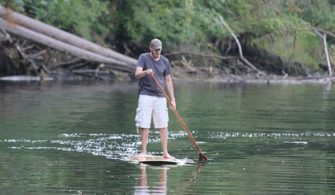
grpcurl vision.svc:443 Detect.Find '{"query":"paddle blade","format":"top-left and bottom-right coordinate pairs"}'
top-left (199, 153), bottom-right (207, 161)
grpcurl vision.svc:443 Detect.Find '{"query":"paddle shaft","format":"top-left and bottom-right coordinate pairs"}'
top-left (150, 74), bottom-right (207, 160)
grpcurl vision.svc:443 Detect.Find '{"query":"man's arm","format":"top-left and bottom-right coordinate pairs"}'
top-left (165, 74), bottom-right (176, 111)
top-left (135, 67), bottom-right (153, 79)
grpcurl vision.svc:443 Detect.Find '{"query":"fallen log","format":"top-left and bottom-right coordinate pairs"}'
top-left (0, 18), bottom-right (135, 73)
top-left (0, 5), bottom-right (137, 66)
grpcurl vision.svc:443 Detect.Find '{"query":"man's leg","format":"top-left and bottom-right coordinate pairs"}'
top-left (159, 128), bottom-right (168, 157)
top-left (159, 127), bottom-right (174, 159)
top-left (140, 128), bottom-right (149, 156)
top-left (154, 97), bottom-right (174, 159)
top-left (136, 95), bottom-right (154, 157)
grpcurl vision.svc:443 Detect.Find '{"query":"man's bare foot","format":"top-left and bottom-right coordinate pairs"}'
top-left (163, 154), bottom-right (176, 160)
top-left (138, 153), bottom-right (147, 160)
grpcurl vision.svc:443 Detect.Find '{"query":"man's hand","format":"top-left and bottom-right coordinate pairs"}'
top-left (135, 67), bottom-right (154, 79)
top-left (169, 99), bottom-right (176, 111)
top-left (145, 69), bottom-right (154, 76)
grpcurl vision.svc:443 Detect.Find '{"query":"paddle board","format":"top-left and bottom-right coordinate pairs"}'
top-left (127, 155), bottom-right (177, 166)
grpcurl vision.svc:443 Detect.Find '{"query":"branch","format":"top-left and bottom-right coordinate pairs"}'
top-left (52, 58), bottom-right (83, 68)
top-left (215, 16), bottom-right (264, 75)
top-left (27, 49), bottom-right (46, 58)
top-left (0, 28), bottom-right (39, 74)
top-left (312, 27), bottom-right (335, 39)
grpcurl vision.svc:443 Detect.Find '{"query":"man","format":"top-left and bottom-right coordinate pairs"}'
top-left (135, 38), bottom-right (176, 159)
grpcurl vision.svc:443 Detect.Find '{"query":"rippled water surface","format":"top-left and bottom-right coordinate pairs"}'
top-left (0, 81), bottom-right (334, 194)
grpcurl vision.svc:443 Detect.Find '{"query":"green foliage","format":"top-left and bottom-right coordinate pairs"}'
top-left (251, 11), bottom-right (321, 68)
top-left (39, 0), bottom-right (109, 41)
top-left (296, 0), bottom-right (335, 30)
top-left (1, 0), bottom-right (109, 41)
top-left (123, 0), bottom-right (205, 47)
top-left (1, 0), bottom-right (335, 74)
top-left (254, 30), bottom-right (321, 68)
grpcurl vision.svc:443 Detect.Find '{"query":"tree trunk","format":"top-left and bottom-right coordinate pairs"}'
top-left (314, 29), bottom-right (333, 76)
top-left (322, 34), bottom-right (333, 76)
top-left (0, 18), bottom-right (135, 73)
top-left (0, 5), bottom-right (137, 66)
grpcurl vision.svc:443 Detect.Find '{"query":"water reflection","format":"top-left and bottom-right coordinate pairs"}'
top-left (172, 162), bottom-right (206, 194)
top-left (134, 162), bottom-right (206, 195)
top-left (134, 164), bottom-right (168, 194)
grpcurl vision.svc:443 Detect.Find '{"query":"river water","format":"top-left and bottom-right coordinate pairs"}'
top-left (0, 81), bottom-right (334, 194)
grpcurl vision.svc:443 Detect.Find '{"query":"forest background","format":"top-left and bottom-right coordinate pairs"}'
top-left (1, 0), bottom-right (335, 79)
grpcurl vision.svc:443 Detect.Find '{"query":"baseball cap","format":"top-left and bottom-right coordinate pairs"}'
top-left (150, 38), bottom-right (162, 50)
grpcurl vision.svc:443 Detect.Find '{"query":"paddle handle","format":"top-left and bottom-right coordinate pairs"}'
top-left (150, 74), bottom-right (205, 156)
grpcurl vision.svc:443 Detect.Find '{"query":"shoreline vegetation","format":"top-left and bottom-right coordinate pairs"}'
top-left (0, 1), bottom-right (334, 83)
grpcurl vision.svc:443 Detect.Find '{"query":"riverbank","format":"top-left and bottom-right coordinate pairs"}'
top-left (172, 66), bottom-right (334, 85)
top-left (0, 66), bottom-right (334, 85)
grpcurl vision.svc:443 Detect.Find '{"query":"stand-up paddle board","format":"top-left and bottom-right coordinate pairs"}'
top-left (127, 155), bottom-right (177, 166)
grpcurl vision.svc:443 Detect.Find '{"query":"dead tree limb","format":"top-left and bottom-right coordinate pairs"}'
top-left (27, 49), bottom-right (46, 58)
top-left (313, 29), bottom-right (333, 76)
top-left (312, 27), bottom-right (335, 39)
top-left (0, 28), bottom-right (40, 75)
top-left (52, 58), bottom-right (83, 68)
top-left (216, 16), bottom-right (264, 75)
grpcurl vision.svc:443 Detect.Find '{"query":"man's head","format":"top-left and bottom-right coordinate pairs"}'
top-left (150, 38), bottom-right (162, 60)
top-left (150, 38), bottom-right (162, 50)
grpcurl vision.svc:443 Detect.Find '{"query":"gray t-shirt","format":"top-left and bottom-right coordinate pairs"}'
top-left (137, 53), bottom-right (172, 97)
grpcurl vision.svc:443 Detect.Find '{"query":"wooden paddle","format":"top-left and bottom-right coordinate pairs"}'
top-left (150, 74), bottom-right (207, 161)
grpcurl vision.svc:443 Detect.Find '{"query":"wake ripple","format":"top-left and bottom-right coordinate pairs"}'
top-left (3, 130), bottom-right (333, 160)
top-left (208, 131), bottom-right (335, 139)
top-left (1, 131), bottom-right (187, 160)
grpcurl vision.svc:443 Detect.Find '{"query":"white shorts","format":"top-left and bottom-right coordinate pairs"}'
top-left (135, 95), bottom-right (169, 129)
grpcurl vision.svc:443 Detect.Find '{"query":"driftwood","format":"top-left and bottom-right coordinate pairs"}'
top-left (216, 16), bottom-right (264, 75)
